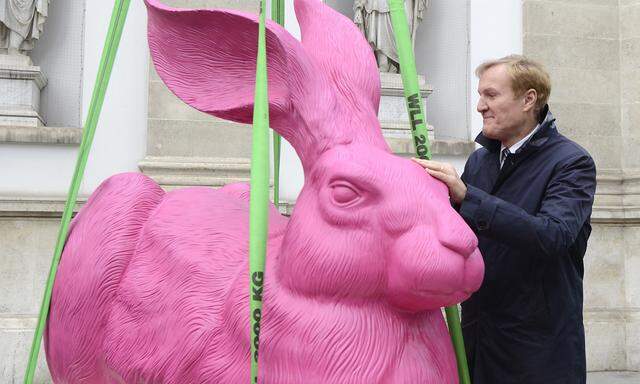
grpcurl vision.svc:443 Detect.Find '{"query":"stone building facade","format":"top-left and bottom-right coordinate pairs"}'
top-left (0, 0), bottom-right (638, 381)
top-left (522, 0), bottom-right (640, 371)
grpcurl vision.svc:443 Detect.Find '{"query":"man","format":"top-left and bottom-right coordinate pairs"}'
top-left (414, 55), bottom-right (596, 383)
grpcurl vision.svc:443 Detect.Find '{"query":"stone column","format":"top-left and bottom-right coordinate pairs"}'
top-left (524, 0), bottom-right (638, 372)
top-left (620, 0), bottom-right (640, 371)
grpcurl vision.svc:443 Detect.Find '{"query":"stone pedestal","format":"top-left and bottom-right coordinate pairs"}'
top-left (0, 54), bottom-right (47, 127)
top-left (378, 72), bottom-right (434, 155)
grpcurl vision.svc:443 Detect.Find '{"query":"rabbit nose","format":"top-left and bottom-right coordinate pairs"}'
top-left (440, 234), bottom-right (475, 259)
top-left (436, 214), bottom-right (477, 259)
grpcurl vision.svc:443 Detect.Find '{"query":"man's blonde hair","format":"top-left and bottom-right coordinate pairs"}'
top-left (476, 55), bottom-right (551, 112)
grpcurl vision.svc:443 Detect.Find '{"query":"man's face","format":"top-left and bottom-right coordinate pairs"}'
top-left (477, 64), bottom-right (528, 143)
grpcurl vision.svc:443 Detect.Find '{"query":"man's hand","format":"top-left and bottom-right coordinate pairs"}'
top-left (412, 158), bottom-right (467, 204)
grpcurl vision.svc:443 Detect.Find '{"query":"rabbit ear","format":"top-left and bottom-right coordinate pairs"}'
top-left (145, 0), bottom-right (390, 170)
top-left (295, 0), bottom-right (381, 114)
top-left (294, 0), bottom-right (389, 153)
top-left (144, 0), bottom-right (337, 166)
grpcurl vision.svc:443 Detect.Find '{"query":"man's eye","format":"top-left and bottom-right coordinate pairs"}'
top-left (331, 183), bottom-right (361, 206)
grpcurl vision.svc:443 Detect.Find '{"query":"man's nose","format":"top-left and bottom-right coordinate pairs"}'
top-left (477, 98), bottom-right (487, 113)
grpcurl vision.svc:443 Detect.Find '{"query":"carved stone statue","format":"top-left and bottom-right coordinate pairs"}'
top-left (0, 0), bottom-right (48, 127)
top-left (0, 0), bottom-right (49, 55)
top-left (354, 0), bottom-right (428, 73)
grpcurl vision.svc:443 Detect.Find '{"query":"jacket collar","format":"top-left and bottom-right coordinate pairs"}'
top-left (474, 104), bottom-right (557, 153)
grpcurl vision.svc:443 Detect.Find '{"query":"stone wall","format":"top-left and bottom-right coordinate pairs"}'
top-left (621, 0), bottom-right (640, 370)
top-left (524, 0), bottom-right (639, 371)
top-left (0, 204), bottom-right (71, 383)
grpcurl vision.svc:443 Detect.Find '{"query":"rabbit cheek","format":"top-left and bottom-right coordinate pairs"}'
top-left (278, 223), bottom-right (385, 298)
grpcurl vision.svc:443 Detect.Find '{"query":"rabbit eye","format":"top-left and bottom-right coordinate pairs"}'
top-left (330, 183), bottom-right (361, 206)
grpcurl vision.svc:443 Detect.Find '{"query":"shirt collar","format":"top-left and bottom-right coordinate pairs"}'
top-left (501, 123), bottom-right (541, 155)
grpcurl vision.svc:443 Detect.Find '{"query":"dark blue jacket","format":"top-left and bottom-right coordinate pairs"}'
top-left (458, 106), bottom-right (596, 384)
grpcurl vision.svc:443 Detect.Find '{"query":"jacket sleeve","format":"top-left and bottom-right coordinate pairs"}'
top-left (458, 153), bottom-right (596, 257)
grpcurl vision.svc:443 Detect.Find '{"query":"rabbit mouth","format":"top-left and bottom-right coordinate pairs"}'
top-left (386, 288), bottom-right (474, 313)
top-left (415, 288), bottom-right (472, 297)
top-left (385, 243), bottom-right (484, 312)
top-left (414, 288), bottom-right (474, 306)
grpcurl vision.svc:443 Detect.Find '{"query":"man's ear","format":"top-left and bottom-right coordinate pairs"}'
top-left (523, 89), bottom-right (538, 112)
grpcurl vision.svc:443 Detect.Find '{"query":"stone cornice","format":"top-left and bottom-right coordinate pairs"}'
top-left (280, 169), bottom-right (640, 221)
top-left (583, 307), bottom-right (640, 322)
top-left (3, 169), bottom-right (638, 223)
top-left (379, 72), bottom-right (433, 98)
top-left (0, 197), bottom-right (85, 218)
top-left (592, 169), bottom-right (640, 224)
top-left (138, 156), bottom-right (252, 189)
top-left (385, 137), bottom-right (476, 157)
top-left (0, 126), bottom-right (82, 145)
top-left (0, 65), bottom-right (47, 89)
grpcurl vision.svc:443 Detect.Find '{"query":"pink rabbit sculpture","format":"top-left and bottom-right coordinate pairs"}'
top-left (44, 0), bottom-right (484, 382)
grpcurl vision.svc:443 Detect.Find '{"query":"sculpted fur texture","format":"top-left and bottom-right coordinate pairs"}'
top-left (44, 0), bottom-right (484, 382)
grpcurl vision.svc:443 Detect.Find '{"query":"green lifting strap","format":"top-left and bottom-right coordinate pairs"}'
top-left (387, 1), bottom-right (471, 383)
top-left (23, 1), bottom-right (132, 383)
top-left (388, 0), bottom-right (431, 160)
top-left (249, 0), bottom-right (270, 382)
top-left (271, 0), bottom-right (285, 209)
